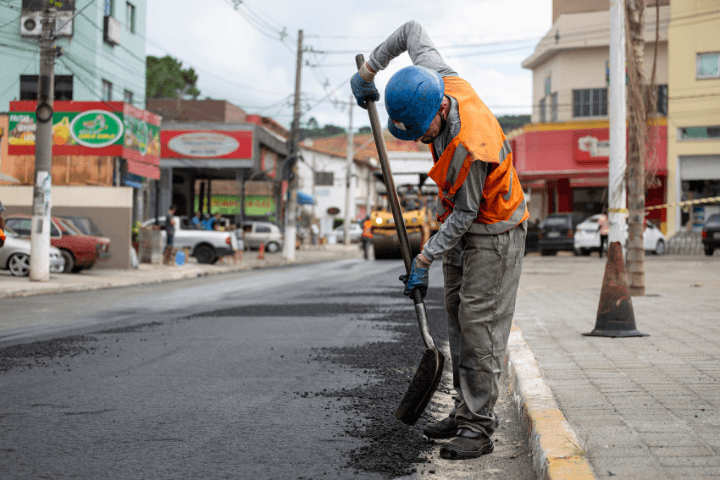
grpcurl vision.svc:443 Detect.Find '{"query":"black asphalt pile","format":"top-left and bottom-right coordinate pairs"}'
top-left (311, 286), bottom-right (450, 478)
top-left (95, 321), bottom-right (164, 334)
top-left (0, 335), bottom-right (97, 373)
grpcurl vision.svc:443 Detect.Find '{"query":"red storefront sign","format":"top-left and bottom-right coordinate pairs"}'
top-left (8, 101), bottom-right (161, 180)
top-left (161, 130), bottom-right (253, 159)
top-left (573, 129), bottom-right (609, 163)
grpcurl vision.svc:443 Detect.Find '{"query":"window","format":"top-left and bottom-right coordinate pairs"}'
top-left (657, 84), bottom-right (668, 116)
top-left (539, 98), bottom-right (546, 123)
top-left (550, 93), bottom-right (558, 122)
top-left (256, 225), bottom-right (271, 233)
top-left (544, 75), bottom-right (551, 96)
top-left (124, 89), bottom-right (134, 104)
top-left (126, 2), bottom-right (136, 33)
top-left (102, 79), bottom-right (113, 101)
top-left (697, 53), bottom-right (720, 79)
top-left (105, 0), bottom-right (114, 16)
top-left (679, 126), bottom-right (720, 140)
top-left (573, 88), bottom-right (608, 117)
top-left (19, 75), bottom-right (73, 100)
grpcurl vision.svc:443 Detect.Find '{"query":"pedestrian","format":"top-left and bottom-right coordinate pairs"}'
top-left (598, 212), bottom-right (609, 258)
top-left (352, 21), bottom-right (528, 460)
top-left (190, 211), bottom-right (202, 230)
top-left (0, 200), bottom-right (6, 248)
top-left (163, 205), bottom-right (176, 265)
top-left (212, 212), bottom-right (223, 231)
top-left (201, 214), bottom-right (212, 231)
top-left (361, 215), bottom-right (373, 259)
top-left (310, 221), bottom-right (319, 248)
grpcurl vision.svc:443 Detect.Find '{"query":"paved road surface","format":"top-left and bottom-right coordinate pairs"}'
top-left (0, 259), bottom-right (535, 479)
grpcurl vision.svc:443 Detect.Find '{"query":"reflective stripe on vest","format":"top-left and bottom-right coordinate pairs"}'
top-left (428, 77), bottom-right (528, 233)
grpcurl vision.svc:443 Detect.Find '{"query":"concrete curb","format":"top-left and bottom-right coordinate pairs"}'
top-left (507, 325), bottom-right (596, 480)
top-left (0, 250), bottom-right (357, 300)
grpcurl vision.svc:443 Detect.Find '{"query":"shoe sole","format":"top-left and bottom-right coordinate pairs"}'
top-left (422, 429), bottom-right (458, 439)
top-left (439, 442), bottom-right (494, 459)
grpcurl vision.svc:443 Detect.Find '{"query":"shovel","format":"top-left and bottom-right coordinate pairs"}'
top-left (355, 54), bottom-right (445, 426)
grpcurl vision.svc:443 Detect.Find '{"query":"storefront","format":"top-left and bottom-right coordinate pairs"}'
top-left (511, 119), bottom-right (668, 232)
top-left (159, 122), bottom-right (289, 227)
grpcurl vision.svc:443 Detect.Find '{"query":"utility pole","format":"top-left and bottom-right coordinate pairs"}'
top-left (30, 6), bottom-right (57, 282)
top-left (343, 96), bottom-right (354, 246)
top-left (608, 0), bottom-right (627, 248)
top-left (282, 29), bottom-right (303, 261)
top-left (626, 0), bottom-right (647, 296)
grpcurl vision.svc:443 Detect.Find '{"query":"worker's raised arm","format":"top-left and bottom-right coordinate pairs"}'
top-left (351, 21), bottom-right (457, 109)
top-left (367, 20), bottom-right (457, 78)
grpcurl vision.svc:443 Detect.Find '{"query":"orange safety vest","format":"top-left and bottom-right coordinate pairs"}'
top-left (0, 228), bottom-right (5, 247)
top-left (428, 77), bottom-right (528, 234)
top-left (362, 219), bottom-right (373, 238)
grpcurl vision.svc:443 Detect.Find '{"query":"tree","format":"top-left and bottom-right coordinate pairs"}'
top-left (146, 55), bottom-right (200, 99)
top-left (357, 126), bottom-right (372, 134)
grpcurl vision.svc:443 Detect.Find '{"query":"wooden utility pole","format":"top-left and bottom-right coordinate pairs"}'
top-left (30, 6), bottom-right (57, 282)
top-left (343, 95), bottom-right (354, 246)
top-left (282, 29), bottom-right (303, 261)
top-left (626, 0), bottom-right (647, 296)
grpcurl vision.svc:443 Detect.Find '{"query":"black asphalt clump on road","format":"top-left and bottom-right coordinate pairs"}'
top-left (194, 303), bottom-right (382, 317)
top-left (0, 335), bottom-right (97, 372)
top-left (312, 286), bottom-right (449, 478)
top-left (95, 321), bottom-right (164, 334)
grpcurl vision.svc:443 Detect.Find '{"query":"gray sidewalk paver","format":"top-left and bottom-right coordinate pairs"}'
top-left (515, 255), bottom-right (720, 479)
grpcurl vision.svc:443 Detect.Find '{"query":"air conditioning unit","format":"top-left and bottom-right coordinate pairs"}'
top-left (20, 11), bottom-right (74, 37)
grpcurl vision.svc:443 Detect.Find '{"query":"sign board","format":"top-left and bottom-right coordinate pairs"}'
top-left (574, 129), bottom-right (609, 163)
top-left (161, 130), bottom-right (253, 159)
top-left (8, 101), bottom-right (162, 179)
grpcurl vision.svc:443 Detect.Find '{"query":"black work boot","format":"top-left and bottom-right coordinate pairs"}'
top-left (440, 428), bottom-right (494, 459)
top-left (422, 416), bottom-right (458, 439)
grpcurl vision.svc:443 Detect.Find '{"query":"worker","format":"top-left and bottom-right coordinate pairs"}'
top-left (352, 21), bottom-right (528, 460)
top-left (361, 215), bottom-right (373, 260)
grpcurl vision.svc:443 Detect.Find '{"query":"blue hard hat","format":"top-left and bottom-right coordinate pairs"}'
top-left (385, 65), bottom-right (444, 141)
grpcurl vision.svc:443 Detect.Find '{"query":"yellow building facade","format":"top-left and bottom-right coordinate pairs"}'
top-left (667, 0), bottom-right (720, 236)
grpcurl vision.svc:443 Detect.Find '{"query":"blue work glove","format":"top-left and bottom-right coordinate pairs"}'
top-left (350, 72), bottom-right (380, 109)
top-left (399, 258), bottom-right (429, 298)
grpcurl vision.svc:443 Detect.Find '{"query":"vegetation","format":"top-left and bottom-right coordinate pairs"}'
top-left (496, 115), bottom-right (531, 133)
top-left (146, 55), bottom-right (200, 99)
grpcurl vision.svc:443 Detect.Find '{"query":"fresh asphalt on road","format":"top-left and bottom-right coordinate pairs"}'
top-left (0, 259), bottom-right (534, 480)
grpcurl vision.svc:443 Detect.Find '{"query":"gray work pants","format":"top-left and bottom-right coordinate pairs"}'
top-left (442, 221), bottom-right (526, 437)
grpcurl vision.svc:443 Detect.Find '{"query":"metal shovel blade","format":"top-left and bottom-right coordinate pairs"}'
top-left (395, 347), bottom-right (445, 425)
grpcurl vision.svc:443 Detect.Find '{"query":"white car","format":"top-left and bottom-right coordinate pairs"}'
top-left (574, 214), bottom-right (667, 255)
top-left (333, 223), bottom-right (363, 243)
top-left (1, 226), bottom-right (65, 276)
top-left (142, 216), bottom-right (238, 264)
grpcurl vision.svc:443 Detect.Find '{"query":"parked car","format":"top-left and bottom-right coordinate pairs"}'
top-left (142, 216), bottom-right (238, 264)
top-left (702, 214), bottom-right (720, 256)
top-left (53, 217), bottom-right (111, 260)
top-left (574, 214), bottom-right (667, 255)
top-left (524, 220), bottom-right (541, 254)
top-left (333, 223), bottom-right (363, 243)
top-left (55, 215), bottom-right (104, 237)
top-left (238, 221), bottom-right (283, 252)
top-left (0, 225), bottom-right (65, 276)
top-left (5, 215), bottom-right (99, 273)
top-left (537, 213), bottom-right (586, 256)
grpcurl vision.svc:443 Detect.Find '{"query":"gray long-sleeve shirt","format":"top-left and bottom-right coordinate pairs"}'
top-left (367, 20), bottom-right (487, 264)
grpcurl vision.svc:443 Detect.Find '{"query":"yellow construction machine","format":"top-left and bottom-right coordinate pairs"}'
top-left (371, 184), bottom-right (440, 259)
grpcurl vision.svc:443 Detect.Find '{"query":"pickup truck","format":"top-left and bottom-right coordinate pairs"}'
top-left (142, 216), bottom-right (238, 264)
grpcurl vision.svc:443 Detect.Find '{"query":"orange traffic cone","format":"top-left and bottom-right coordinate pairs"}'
top-left (583, 241), bottom-right (648, 337)
top-left (257, 242), bottom-right (265, 260)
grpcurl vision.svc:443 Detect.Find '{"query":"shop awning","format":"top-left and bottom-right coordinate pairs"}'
top-left (297, 191), bottom-right (314, 205)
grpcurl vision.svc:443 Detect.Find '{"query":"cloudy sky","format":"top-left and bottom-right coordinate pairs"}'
top-left (146, 0), bottom-right (553, 131)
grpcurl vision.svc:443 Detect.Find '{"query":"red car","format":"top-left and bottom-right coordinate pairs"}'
top-left (53, 217), bottom-right (111, 262)
top-left (5, 215), bottom-right (100, 273)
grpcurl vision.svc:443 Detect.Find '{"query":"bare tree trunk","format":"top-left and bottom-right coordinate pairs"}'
top-left (626, 0), bottom-right (646, 296)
